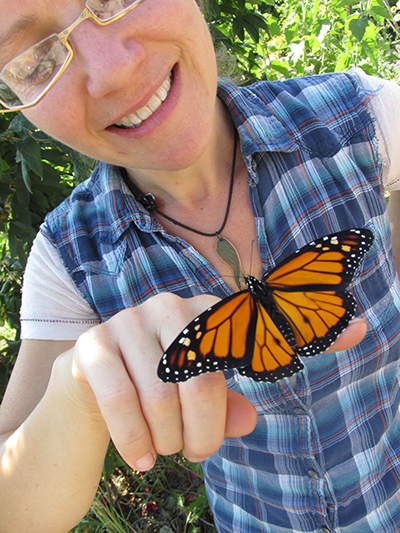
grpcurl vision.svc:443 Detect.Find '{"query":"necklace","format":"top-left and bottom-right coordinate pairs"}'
top-left (136, 128), bottom-right (237, 237)
top-left (123, 129), bottom-right (244, 289)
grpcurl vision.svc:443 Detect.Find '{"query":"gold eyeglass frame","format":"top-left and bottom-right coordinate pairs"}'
top-left (0, 0), bottom-right (145, 113)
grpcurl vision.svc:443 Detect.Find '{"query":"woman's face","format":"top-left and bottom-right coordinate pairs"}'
top-left (0, 0), bottom-right (218, 172)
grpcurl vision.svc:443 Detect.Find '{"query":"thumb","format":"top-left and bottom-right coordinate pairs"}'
top-left (225, 389), bottom-right (257, 438)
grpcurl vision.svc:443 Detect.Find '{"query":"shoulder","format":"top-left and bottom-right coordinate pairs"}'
top-left (21, 232), bottom-right (100, 340)
top-left (219, 71), bottom-right (374, 159)
top-left (349, 68), bottom-right (400, 191)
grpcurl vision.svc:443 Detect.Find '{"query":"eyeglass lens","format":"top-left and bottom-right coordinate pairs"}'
top-left (0, 0), bottom-right (142, 109)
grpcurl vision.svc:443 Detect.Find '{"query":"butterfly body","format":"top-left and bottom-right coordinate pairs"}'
top-left (158, 229), bottom-right (374, 383)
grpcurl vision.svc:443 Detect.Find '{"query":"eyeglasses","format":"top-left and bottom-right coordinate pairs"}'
top-left (0, 0), bottom-right (145, 113)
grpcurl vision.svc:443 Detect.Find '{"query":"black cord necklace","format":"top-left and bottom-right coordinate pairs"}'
top-left (122, 128), bottom-right (244, 289)
top-left (135, 128), bottom-right (238, 238)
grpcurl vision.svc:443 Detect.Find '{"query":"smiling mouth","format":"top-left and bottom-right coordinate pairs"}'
top-left (114, 72), bottom-right (173, 129)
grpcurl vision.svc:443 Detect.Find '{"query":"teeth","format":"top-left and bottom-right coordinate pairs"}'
top-left (115, 73), bottom-right (172, 128)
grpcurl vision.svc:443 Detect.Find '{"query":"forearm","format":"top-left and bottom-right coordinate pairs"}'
top-left (0, 350), bottom-right (110, 533)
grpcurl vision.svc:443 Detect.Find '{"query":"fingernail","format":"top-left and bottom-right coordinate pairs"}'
top-left (135, 453), bottom-right (155, 471)
top-left (185, 457), bottom-right (203, 463)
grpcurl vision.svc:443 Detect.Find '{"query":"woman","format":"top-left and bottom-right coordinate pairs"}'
top-left (1, 1), bottom-right (400, 532)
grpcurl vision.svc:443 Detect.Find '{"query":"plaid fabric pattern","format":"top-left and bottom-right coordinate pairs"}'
top-left (42, 70), bottom-right (400, 532)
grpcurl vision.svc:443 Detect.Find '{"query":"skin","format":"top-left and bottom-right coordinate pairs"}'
top-left (388, 190), bottom-right (400, 276)
top-left (0, 0), bottom-right (389, 531)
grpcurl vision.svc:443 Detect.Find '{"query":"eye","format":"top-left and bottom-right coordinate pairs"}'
top-left (27, 56), bottom-right (56, 85)
top-left (88, 0), bottom-right (131, 20)
top-left (8, 42), bottom-right (56, 86)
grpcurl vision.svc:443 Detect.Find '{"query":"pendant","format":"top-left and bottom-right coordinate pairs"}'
top-left (216, 236), bottom-right (246, 290)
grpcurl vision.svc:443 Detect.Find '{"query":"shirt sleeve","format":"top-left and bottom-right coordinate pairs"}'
top-left (20, 231), bottom-right (100, 340)
top-left (351, 68), bottom-right (400, 191)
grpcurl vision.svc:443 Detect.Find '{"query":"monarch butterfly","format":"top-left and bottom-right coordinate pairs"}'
top-left (158, 228), bottom-right (374, 383)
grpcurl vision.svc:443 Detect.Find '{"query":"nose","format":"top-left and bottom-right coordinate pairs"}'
top-left (70, 20), bottom-right (145, 99)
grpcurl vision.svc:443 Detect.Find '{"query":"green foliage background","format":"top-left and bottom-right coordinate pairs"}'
top-left (0, 0), bottom-right (399, 530)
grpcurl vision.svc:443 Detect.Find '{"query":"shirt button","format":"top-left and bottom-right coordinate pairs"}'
top-left (308, 469), bottom-right (319, 479)
top-left (251, 158), bottom-right (257, 171)
top-left (321, 528), bottom-right (331, 533)
top-left (293, 407), bottom-right (306, 415)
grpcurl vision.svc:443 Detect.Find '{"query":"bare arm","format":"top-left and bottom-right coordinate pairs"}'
top-left (0, 339), bottom-right (110, 532)
top-left (388, 190), bottom-right (400, 277)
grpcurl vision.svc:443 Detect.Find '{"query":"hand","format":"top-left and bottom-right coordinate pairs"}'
top-left (69, 294), bottom-right (367, 472)
top-left (70, 293), bottom-right (257, 471)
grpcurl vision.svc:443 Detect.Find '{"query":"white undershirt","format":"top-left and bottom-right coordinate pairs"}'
top-left (20, 69), bottom-right (400, 340)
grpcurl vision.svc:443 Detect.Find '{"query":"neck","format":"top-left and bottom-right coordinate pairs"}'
top-left (123, 97), bottom-right (238, 210)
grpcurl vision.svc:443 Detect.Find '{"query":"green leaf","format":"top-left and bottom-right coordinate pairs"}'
top-left (334, 51), bottom-right (350, 71)
top-left (30, 188), bottom-right (49, 210)
top-left (370, 5), bottom-right (393, 19)
top-left (335, 0), bottom-right (360, 7)
top-left (360, 41), bottom-right (379, 67)
top-left (312, 0), bottom-right (321, 20)
top-left (8, 114), bottom-right (26, 133)
top-left (285, 23), bottom-right (298, 45)
top-left (267, 20), bottom-right (281, 37)
top-left (12, 188), bottom-right (31, 223)
top-left (242, 18), bottom-right (260, 42)
top-left (16, 136), bottom-right (43, 178)
top-left (245, 12), bottom-right (270, 31)
top-left (349, 17), bottom-right (369, 42)
top-left (20, 159), bottom-right (33, 194)
top-left (232, 17), bottom-right (245, 40)
top-left (270, 60), bottom-right (292, 77)
top-left (8, 114), bottom-right (36, 134)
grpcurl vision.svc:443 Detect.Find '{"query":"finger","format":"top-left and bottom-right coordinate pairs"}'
top-left (179, 371), bottom-right (228, 463)
top-left (73, 326), bottom-right (156, 471)
top-left (225, 389), bottom-right (257, 438)
top-left (124, 356), bottom-right (184, 457)
top-left (324, 318), bottom-right (368, 353)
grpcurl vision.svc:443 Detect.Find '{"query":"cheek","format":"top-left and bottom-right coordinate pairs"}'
top-left (23, 85), bottom-right (85, 147)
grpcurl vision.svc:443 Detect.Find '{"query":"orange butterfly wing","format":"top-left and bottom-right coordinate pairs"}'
top-left (158, 292), bottom-right (255, 382)
top-left (158, 291), bottom-right (302, 383)
top-left (272, 289), bottom-right (355, 356)
top-left (266, 230), bottom-right (373, 289)
top-left (265, 228), bottom-right (374, 356)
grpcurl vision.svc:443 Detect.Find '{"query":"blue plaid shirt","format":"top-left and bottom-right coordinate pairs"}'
top-left (42, 70), bottom-right (400, 532)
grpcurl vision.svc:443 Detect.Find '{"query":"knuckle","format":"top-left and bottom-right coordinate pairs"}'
top-left (157, 442), bottom-right (184, 457)
top-left (182, 372), bottom-right (227, 404)
top-left (144, 382), bottom-right (179, 410)
top-left (117, 428), bottom-right (149, 453)
top-left (99, 386), bottom-right (137, 414)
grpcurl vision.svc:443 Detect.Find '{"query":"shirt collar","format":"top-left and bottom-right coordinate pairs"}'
top-left (98, 79), bottom-right (345, 242)
top-left (94, 163), bottom-right (163, 244)
top-left (217, 81), bottom-right (301, 157)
